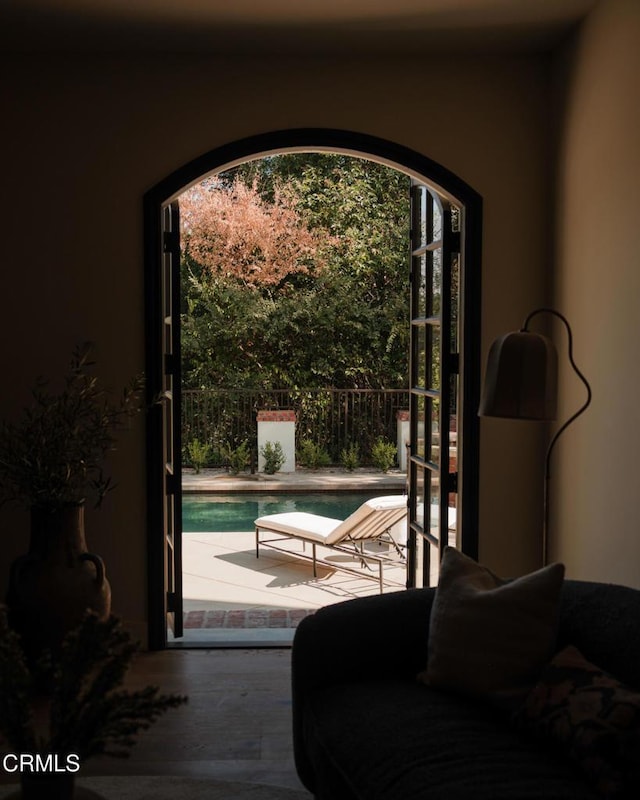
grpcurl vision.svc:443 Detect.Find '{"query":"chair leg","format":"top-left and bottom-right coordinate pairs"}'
top-left (312, 543), bottom-right (317, 577)
top-left (255, 528), bottom-right (260, 559)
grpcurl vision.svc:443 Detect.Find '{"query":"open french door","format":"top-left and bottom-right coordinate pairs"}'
top-left (159, 201), bottom-right (183, 638)
top-left (407, 181), bottom-right (462, 588)
top-left (145, 133), bottom-right (481, 649)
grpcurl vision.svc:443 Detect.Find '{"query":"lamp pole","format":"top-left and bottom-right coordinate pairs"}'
top-left (522, 309), bottom-right (592, 564)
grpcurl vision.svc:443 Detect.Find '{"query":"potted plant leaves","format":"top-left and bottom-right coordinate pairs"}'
top-left (0, 343), bottom-right (144, 657)
top-left (0, 608), bottom-right (187, 800)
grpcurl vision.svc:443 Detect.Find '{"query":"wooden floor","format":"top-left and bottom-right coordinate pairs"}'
top-left (0, 648), bottom-right (308, 794)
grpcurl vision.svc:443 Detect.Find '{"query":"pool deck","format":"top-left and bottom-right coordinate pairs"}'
top-left (182, 466), bottom-right (408, 494)
top-left (177, 467), bottom-right (409, 646)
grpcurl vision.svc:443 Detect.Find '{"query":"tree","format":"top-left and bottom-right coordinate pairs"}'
top-left (180, 155), bottom-right (411, 390)
top-left (180, 176), bottom-right (326, 291)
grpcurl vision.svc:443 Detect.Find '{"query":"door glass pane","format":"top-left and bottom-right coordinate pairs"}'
top-left (429, 412), bottom-right (440, 467)
top-left (418, 254), bottom-right (429, 318)
top-left (428, 480), bottom-right (440, 541)
top-left (432, 248), bottom-right (442, 315)
top-left (416, 395), bottom-right (427, 460)
top-left (430, 326), bottom-right (440, 390)
top-left (430, 401), bottom-right (440, 468)
top-left (431, 196), bottom-right (442, 243)
top-left (450, 253), bottom-right (460, 353)
top-left (414, 529), bottom-right (425, 587)
top-left (428, 541), bottom-right (441, 586)
top-left (418, 186), bottom-right (428, 248)
top-left (451, 204), bottom-right (461, 232)
top-left (415, 326), bottom-right (426, 388)
top-left (415, 467), bottom-right (425, 529)
top-left (449, 376), bottom-right (458, 451)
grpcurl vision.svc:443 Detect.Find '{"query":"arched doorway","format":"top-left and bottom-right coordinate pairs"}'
top-left (144, 129), bottom-right (482, 649)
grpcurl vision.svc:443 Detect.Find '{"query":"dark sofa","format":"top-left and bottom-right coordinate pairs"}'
top-left (291, 580), bottom-right (640, 800)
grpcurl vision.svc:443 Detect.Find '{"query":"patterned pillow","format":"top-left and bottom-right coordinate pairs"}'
top-left (513, 645), bottom-right (640, 799)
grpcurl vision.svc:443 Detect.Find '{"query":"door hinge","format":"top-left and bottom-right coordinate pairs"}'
top-left (167, 592), bottom-right (177, 612)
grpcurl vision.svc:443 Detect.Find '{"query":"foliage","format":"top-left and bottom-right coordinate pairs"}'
top-left (180, 176), bottom-right (326, 290)
top-left (185, 438), bottom-right (212, 474)
top-left (370, 437), bottom-right (397, 472)
top-left (0, 608), bottom-right (187, 762)
top-left (222, 439), bottom-right (251, 475)
top-left (297, 439), bottom-right (331, 470)
top-left (340, 442), bottom-right (361, 472)
top-left (0, 344), bottom-right (144, 511)
top-left (259, 441), bottom-right (286, 475)
top-left (180, 154), bottom-right (410, 391)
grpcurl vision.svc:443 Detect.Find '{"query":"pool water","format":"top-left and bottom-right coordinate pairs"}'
top-left (182, 491), bottom-right (377, 533)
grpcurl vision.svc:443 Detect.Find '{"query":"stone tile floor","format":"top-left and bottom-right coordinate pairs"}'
top-left (183, 607), bottom-right (315, 630)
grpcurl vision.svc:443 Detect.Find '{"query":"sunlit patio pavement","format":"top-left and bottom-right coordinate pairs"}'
top-left (178, 529), bottom-right (407, 645)
top-left (177, 468), bottom-right (409, 645)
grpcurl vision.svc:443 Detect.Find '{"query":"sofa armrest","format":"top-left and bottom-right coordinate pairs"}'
top-left (291, 587), bottom-right (435, 791)
top-left (293, 587), bottom-right (435, 689)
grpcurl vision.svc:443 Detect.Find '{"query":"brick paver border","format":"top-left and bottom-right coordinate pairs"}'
top-left (183, 608), bottom-right (316, 629)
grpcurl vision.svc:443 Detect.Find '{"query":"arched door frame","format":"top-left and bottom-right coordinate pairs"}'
top-left (143, 128), bottom-right (482, 650)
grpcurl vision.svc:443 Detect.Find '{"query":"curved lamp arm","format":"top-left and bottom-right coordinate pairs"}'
top-left (523, 308), bottom-right (592, 563)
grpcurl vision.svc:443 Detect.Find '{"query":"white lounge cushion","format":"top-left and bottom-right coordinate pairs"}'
top-left (254, 511), bottom-right (343, 543)
top-left (255, 495), bottom-right (407, 545)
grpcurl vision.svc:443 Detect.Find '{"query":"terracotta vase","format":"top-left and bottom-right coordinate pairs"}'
top-left (7, 504), bottom-right (111, 657)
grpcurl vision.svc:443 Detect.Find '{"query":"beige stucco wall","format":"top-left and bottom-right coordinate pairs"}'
top-left (551, 0), bottom-right (640, 587)
top-left (0, 50), bottom-right (554, 642)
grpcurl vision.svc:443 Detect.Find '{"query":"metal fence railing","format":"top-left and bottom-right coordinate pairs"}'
top-left (182, 388), bottom-right (410, 467)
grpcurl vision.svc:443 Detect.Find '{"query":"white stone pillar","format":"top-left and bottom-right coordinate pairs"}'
top-left (256, 410), bottom-right (296, 473)
top-left (396, 409), bottom-right (410, 473)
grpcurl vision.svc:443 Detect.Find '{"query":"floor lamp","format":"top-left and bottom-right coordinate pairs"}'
top-left (478, 308), bottom-right (592, 565)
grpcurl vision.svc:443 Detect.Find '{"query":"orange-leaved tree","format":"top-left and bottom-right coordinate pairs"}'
top-left (180, 176), bottom-right (327, 289)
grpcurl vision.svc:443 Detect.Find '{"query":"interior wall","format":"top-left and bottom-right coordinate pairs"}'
top-left (0, 51), bottom-right (553, 641)
top-left (552, 0), bottom-right (640, 587)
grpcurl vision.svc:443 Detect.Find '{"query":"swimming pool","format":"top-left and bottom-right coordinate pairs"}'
top-left (182, 491), bottom-right (378, 533)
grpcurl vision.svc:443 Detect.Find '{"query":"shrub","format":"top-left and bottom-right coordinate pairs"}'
top-left (371, 437), bottom-right (397, 472)
top-left (260, 441), bottom-right (286, 475)
top-left (0, 609), bottom-right (187, 765)
top-left (186, 438), bottom-right (212, 474)
top-left (298, 439), bottom-right (331, 470)
top-left (222, 440), bottom-right (251, 475)
top-left (340, 442), bottom-right (360, 472)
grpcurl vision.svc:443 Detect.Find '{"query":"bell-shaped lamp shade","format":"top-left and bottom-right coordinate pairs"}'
top-left (478, 331), bottom-right (558, 421)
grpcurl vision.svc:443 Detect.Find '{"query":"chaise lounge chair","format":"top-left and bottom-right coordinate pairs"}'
top-left (254, 495), bottom-right (407, 592)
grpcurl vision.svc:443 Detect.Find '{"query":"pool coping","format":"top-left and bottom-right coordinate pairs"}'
top-left (182, 467), bottom-right (407, 493)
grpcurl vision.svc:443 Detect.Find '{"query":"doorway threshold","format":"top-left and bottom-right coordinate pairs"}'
top-left (168, 627), bottom-right (295, 648)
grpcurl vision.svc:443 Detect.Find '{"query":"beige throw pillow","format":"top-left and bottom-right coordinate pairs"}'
top-left (418, 547), bottom-right (565, 703)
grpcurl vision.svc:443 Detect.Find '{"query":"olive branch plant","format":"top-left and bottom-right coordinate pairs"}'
top-left (0, 342), bottom-right (145, 511)
top-left (0, 608), bottom-right (187, 762)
